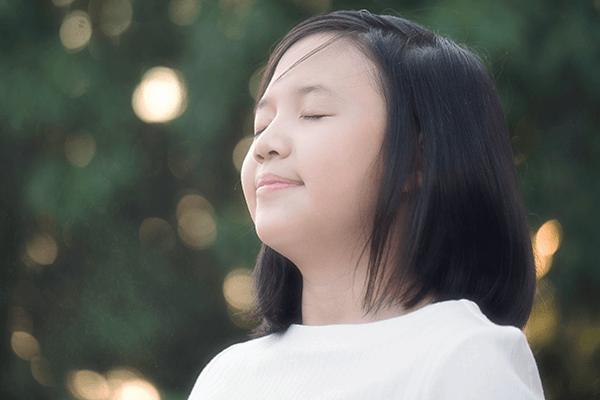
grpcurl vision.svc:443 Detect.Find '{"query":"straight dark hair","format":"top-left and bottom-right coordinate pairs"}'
top-left (248, 10), bottom-right (536, 338)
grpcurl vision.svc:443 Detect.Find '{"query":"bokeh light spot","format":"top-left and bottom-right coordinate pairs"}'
top-left (176, 193), bottom-right (213, 219)
top-left (535, 219), bottom-right (563, 257)
top-left (176, 194), bottom-right (217, 249)
top-left (533, 219), bottom-right (563, 278)
top-left (20, 251), bottom-right (43, 272)
top-left (232, 136), bottom-right (253, 172)
top-left (26, 233), bottom-right (58, 265)
top-left (99, 0), bottom-right (133, 37)
top-left (534, 253), bottom-right (553, 280)
top-left (178, 209), bottom-right (217, 249)
top-left (576, 322), bottom-right (600, 357)
top-left (139, 218), bottom-right (176, 254)
top-left (106, 367), bottom-right (143, 392)
top-left (11, 331), bottom-right (41, 361)
top-left (169, 0), bottom-right (202, 26)
top-left (525, 299), bottom-right (558, 349)
top-left (223, 268), bottom-right (254, 310)
top-left (65, 132), bottom-right (97, 168)
top-left (31, 356), bottom-right (55, 387)
top-left (227, 307), bottom-right (259, 329)
top-left (113, 379), bottom-right (160, 400)
top-left (514, 154), bottom-right (526, 166)
top-left (67, 369), bottom-right (111, 400)
top-left (60, 11), bottom-right (93, 52)
top-left (132, 67), bottom-right (188, 123)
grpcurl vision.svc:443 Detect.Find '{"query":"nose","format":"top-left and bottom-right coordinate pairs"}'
top-left (252, 121), bottom-right (292, 163)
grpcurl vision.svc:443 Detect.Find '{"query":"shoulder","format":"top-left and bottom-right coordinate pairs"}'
top-left (187, 334), bottom-right (279, 399)
top-left (414, 300), bottom-right (545, 400)
top-left (402, 299), bottom-right (527, 351)
top-left (421, 298), bottom-right (508, 331)
top-left (196, 333), bottom-right (278, 376)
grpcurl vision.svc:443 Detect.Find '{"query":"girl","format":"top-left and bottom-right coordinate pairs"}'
top-left (189, 9), bottom-right (545, 399)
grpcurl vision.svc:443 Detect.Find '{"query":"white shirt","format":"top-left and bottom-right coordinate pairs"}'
top-left (188, 299), bottom-right (545, 399)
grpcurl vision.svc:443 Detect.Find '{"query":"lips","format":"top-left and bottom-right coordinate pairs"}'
top-left (256, 173), bottom-right (302, 193)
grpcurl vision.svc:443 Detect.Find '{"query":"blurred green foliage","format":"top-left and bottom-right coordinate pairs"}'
top-left (0, 0), bottom-right (599, 399)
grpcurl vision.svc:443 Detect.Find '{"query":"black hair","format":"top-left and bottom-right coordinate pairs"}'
top-left (248, 10), bottom-right (536, 337)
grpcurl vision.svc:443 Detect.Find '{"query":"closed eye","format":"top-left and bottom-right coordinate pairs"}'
top-left (254, 115), bottom-right (329, 137)
top-left (301, 115), bottom-right (329, 120)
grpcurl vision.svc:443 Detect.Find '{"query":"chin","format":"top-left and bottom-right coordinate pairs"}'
top-left (256, 228), bottom-right (286, 252)
top-left (255, 225), bottom-right (296, 258)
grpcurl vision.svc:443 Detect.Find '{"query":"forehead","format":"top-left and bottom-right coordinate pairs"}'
top-left (266, 33), bottom-right (378, 95)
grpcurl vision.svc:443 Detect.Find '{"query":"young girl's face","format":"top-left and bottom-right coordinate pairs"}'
top-left (241, 33), bottom-right (386, 260)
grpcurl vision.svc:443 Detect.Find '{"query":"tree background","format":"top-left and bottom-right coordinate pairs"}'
top-left (0, 0), bottom-right (598, 399)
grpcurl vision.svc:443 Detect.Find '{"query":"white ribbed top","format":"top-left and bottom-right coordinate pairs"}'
top-left (188, 299), bottom-right (545, 400)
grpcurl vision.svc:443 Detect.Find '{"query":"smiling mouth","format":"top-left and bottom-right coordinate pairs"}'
top-left (256, 181), bottom-right (302, 194)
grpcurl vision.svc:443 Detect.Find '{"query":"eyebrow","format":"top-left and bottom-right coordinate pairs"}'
top-left (254, 84), bottom-right (336, 113)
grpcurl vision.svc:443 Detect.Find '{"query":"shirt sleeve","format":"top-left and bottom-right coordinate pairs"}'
top-left (420, 326), bottom-right (545, 400)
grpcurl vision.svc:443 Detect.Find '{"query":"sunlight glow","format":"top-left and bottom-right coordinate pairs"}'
top-left (223, 268), bottom-right (254, 310)
top-left (60, 11), bottom-right (93, 52)
top-left (11, 331), bottom-right (41, 361)
top-left (132, 67), bottom-right (188, 123)
top-left (65, 132), bottom-right (97, 168)
top-left (169, 0), bottom-right (202, 26)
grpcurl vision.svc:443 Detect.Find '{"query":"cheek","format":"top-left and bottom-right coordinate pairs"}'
top-left (240, 151), bottom-right (257, 219)
top-left (303, 140), bottom-right (379, 216)
top-left (317, 129), bottom-right (382, 214)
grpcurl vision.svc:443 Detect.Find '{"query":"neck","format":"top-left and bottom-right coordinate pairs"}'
top-left (300, 263), bottom-right (367, 326)
top-left (287, 244), bottom-right (412, 326)
top-left (301, 279), bottom-right (413, 326)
